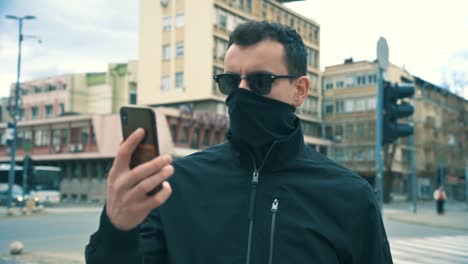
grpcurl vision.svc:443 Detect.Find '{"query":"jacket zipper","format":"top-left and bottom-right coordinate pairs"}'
top-left (245, 142), bottom-right (278, 264)
top-left (268, 199), bottom-right (279, 264)
top-left (246, 169), bottom-right (259, 264)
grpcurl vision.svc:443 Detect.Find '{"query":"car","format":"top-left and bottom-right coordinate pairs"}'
top-left (0, 183), bottom-right (26, 207)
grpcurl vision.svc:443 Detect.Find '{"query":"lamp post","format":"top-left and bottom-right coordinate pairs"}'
top-left (5, 15), bottom-right (36, 209)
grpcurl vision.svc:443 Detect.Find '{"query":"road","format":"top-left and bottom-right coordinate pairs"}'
top-left (0, 207), bottom-right (467, 263)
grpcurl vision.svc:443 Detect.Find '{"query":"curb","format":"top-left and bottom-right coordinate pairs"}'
top-left (385, 214), bottom-right (468, 232)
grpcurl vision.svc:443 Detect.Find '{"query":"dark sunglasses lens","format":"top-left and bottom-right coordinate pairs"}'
top-left (248, 74), bottom-right (272, 95)
top-left (217, 75), bottom-right (239, 95)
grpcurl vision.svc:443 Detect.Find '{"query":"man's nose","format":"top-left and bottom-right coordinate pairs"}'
top-left (238, 78), bottom-right (250, 91)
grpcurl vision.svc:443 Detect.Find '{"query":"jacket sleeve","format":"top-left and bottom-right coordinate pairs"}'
top-left (355, 186), bottom-right (393, 264)
top-left (85, 206), bottom-right (167, 264)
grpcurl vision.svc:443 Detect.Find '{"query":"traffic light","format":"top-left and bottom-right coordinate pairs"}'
top-left (382, 81), bottom-right (415, 145)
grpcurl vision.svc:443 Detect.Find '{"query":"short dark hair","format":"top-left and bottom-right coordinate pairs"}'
top-left (228, 21), bottom-right (307, 76)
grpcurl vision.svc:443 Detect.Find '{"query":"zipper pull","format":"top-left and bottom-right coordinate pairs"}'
top-left (271, 199), bottom-right (279, 212)
top-left (252, 170), bottom-right (259, 184)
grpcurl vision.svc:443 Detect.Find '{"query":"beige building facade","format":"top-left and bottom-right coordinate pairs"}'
top-left (138, 0), bottom-right (326, 146)
top-left (4, 61), bottom-right (138, 123)
top-left (322, 59), bottom-right (467, 200)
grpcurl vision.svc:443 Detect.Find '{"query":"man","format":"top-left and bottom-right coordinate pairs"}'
top-left (85, 21), bottom-right (393, 263)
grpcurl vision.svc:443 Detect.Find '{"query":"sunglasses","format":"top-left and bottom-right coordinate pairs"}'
top-left (213, 72), bottom-right (300, 95)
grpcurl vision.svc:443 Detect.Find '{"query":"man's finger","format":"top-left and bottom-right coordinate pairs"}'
top-left (128, 164), bottom-right (174, 199)
top-left (122, 154), bottom-right (173, 189)
top-left (141, 181), bottom-right (173, 211)
top-left (113, 128), bottom-right (145, 172)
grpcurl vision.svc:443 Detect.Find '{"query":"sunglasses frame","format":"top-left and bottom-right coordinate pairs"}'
top-left (213, 72), bottom-right (300, 95)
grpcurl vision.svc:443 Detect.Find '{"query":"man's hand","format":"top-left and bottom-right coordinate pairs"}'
top-left (106, 128), bottom-right (174, 231)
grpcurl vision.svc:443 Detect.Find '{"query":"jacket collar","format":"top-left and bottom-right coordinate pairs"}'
top-left (227, 118), bottom-right (305, 172)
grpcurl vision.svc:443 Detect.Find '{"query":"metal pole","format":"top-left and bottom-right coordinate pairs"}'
top-left (465, 164), bottom-right (467, 208)
top-left (7, 18), bottom-right (23, 209)
top-left (375, 67), bottom-right (384, 212)
top-left (440, 159), bottom-right (445, 188)
top-left (410, 133), bottom-right (417, 213)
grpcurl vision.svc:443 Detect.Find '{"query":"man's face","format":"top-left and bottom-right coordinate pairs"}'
top-left (223, 40), bottom-right (309, 106)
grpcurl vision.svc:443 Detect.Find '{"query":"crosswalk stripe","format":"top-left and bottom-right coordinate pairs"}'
top-left (389, 235), bottom-right (468, 264)
top-left (391, 243), bottom-right (468, 264)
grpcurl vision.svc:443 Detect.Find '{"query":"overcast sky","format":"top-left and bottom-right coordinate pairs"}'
top-left (1, 0), bottom-right (467, 99)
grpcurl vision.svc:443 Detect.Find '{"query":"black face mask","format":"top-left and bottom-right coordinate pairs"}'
top-left (226, 88), bottom-right (297, 150)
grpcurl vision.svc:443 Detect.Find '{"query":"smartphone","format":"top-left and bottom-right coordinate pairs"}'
top-left (120, 106), bottom-right (161, 194)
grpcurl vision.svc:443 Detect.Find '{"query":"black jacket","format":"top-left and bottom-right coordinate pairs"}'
top-left (85, 124), bottom-right (393, 264)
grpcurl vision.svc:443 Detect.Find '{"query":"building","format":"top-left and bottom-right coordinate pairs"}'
top-left (0, 97), bottom-right (9, 124)
top-left (138, 0), bottom-right (329, 152)
top-left (412, 77), bottom-right (467, 200)
top-left (6, 61), bottom-right (138, 122)
top-left (322, 59), bottom-right (467, 200)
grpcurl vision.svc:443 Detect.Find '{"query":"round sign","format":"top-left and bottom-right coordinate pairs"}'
top-left (377, 37), bottom-right (389, 70)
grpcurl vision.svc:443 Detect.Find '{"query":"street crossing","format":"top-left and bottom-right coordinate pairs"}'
top-left (390, 235), bottom-right (468, 264)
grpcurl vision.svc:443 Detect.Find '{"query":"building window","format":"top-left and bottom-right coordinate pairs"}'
top-left (368, 74), bottom-right (377, 84)
top-left (325, 125), bottom-right (333, 140)
top-left (34, 129), bottom-right (49, 147)
top-left (218, 10), bottom-right (227, 29)
top-left (345, 123), bottom-right (353, 139)
top-left (308, 48), bottom-right (318, 67)
top-left (325, 81), bottom-right (334, 90)
top-left (356, 123), bottom-right (364, 136)
top-left (246, 0), bottom-right (252, 11)
top-left (45, 104), bottom-right (53, 118)
top-left (344, 99), bottom-right (354, 112)
top-left (324, 101), bottom-right (333, 114)
top-left (161, 75), bottom-right (170, 91)
top-left (175, 72), bottom-right (184, 89)
top-left (345, 77), bottom-right (354, 88)
top-left (175, 13), bottom-right (184, 28)
top-left (52, 129), bottom-right (60, 146)
top-left (176, 42), bottom-right (184, 57)
top-left (336, 100), bottom-right (344, 113)
top-left (336, 80), bottom-right (344, 88)
top-left (61, 128), bottom-right (68, 144)
top-left (367, 97), bottom-right (376, 110)
top-left (355, 98), bottom-right (366, 112)
top-left (356, 76), bottom-right (366, 86)
top-left (308, 73), bottom-right (318, 91)
top-left (334, 147), bottom-right (344, 161)
top-left (227, 15), bottom-right (235, 31)
top-left (163, 16), bottom-right (172, 31)
top-left (81, 127), bottom-right (89, 145)
top-left (335, 125), bottom-right (343, 140)
top-left (129, 90), bottom-right (137, 104)
top-left (31, 106), bottom-right (39, 120)
top-left (18, 108), bottom-right (24, 121)
top-left (162, 44), bottom-right (171, 60)
top-left (60, 103), bottom-right (65, 114)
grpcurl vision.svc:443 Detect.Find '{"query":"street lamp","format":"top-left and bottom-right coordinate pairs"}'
top-left (5, 14), bottom-right (36, 209)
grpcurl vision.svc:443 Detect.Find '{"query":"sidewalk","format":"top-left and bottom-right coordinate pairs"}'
top-left (0, 251), bottom-right (83, 264)
top-left (0, 205), bottom-right (102, 220)
top-left (383, 201), bottom-right (468, 231)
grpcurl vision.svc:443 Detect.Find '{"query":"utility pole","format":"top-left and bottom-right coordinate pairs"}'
top-left (375, 37), bottom-right (389, 212)
top-left (5, 15), bottom-right (36, 209)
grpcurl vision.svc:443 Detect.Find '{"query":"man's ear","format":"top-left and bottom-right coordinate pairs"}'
top-left (292, 75), bottom-right (310, 107)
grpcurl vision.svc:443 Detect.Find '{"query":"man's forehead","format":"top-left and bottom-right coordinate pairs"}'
top-left (224, 41), bottom-right (286, 73)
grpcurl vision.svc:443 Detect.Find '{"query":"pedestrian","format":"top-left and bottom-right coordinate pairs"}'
top-left (433, 185), bottom-right (447, 215)
top-left (85, 21), bottom-right (393, 263)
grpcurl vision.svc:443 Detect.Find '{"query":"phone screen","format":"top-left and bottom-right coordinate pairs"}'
top-left (120, 106), bottom-right (160, 169)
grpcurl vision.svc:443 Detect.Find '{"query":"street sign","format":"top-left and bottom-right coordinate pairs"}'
top-left (377, 37), bottom-right (389, 70)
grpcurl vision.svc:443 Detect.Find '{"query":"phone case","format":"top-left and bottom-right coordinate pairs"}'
top-left (120, 106), bottom-right (160, 169)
